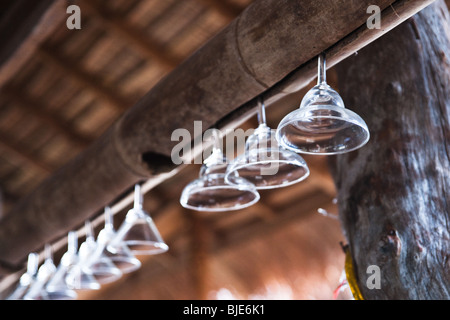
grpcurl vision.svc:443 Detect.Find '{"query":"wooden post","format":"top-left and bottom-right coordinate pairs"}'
top-left (332, 1), bottom-right (449, 299)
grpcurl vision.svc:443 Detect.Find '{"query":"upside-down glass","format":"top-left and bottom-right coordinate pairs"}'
top-left (92, 206), bottom-right (141, 273)
top-left (23, 245), bottom-right (56, 300)
top-left (6, 253), bottom-right (39, 300)
top-left (108, 184), bottom-right (168, 255)
top-left (225, 97), bottom-right (309, 189)
top-left (77, 221), bottom-right (122, 285)
top-left (45, 231), bottom-right (79, 300)
top-left (276, 53), bottom-right (370, 154)
top-left (63, 229), bottom-right (101, 291)
top-left (180, 130), bottom-right (260, 211)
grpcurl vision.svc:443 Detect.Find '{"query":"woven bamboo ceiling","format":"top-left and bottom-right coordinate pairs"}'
top-left (0, 0), bottom-right (349, 299)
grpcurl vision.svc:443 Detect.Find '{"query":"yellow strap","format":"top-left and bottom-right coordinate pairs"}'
top-left (344, 247), bottom-right (364, 300)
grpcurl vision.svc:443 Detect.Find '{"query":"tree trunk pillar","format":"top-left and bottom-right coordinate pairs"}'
top-left (332, 1), bottom-right (450, 299)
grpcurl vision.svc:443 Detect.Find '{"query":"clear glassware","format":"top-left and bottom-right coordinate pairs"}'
top-left (109, 184), bottom-right (169, 255)
top-left (276, 53), bottom-right (370, 155)
top-left (63, 229), bottom-right (101, 291)
top-left (225, 97), bottom-right (309, 189)
top-left (77, 221), bottom-right (122, 285)
top-left (93, 206), bottom-right (141, 273)
top-left (180, 131), bottom-right (260, 211)
top-left (6, 253), bottom-right (39, 300)
top-left (44, 231), bottom-right (97, 298)
top-left (23, 245), bottom-right (56, 300)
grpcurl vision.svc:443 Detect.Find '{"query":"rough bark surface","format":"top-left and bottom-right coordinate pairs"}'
top-left (332, 1), bottom-right (450, 299)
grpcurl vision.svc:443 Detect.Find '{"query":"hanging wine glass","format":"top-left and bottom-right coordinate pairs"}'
top-left (23, 245), bottom-right (56, 300)
top-left (44, 231), bottom-right (79, 300)
top-left (225, 96), bottom-right (309, 189)
top-left (180, 130), bottom-right (260, 211)
top-left (77, 221), bottom-right (122, 285)
top-left (276, 53), bottom-right (370, 154)
top-left (6, 253), bottom-right (39, 300)
top-left (92, 206), bottom-right (141, 273)
top-left (63, 229), bottom-right (101, 291)
top-left (46, 230), bottom-right (103, 297)
top-left (108, 184), bottom-right (168, 255)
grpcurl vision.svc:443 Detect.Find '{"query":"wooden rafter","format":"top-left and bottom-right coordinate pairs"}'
top-left (0, 0), bottom-right (65, 88)
top-left (37, 45), bottom-right (132, 112)
top-left (195, 0), bottom-right (243, 21)
top-left (80, 0), bottom-right (181, 70)
top-left (2, 87), bottom-right (92, 148)
top-left (0, 132), bottom-right (53, 174)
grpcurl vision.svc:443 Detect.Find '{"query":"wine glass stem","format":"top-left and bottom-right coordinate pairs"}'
top-left (27, 253), bottom-right (39, 274)
top-left (68, 231), bottom-right (78, 254)
top-left (134, 184), bottom-right (143, 209)
top-left (257, 96), bottom-right (267, 125)
top-left (211, 129), bottom-right (222, 154)
top-left (85, 220), bottom-right (94, 240)
top-left (318, 52), bottom-right (327, 85)
top-left (104, 206), bottom-right (114, 228)
top-left (45, 243), bottom-right (53, 262)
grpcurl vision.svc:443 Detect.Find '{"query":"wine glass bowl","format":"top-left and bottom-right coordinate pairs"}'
top-left (276, 53), bottom-right (370, 155)
top-left (117, 208), bottom-right (169, 255)
top-left (225, 98), bottom-right (309, 190)
top-left (180, 146), bottom-right (260, 212)
top-left (109, 184), bottom-right (169, 256)
top-left (276, 102), bottom-right (370, 155)
top-left (95, 207), bottom-right (141, 273)
top-left (181, 173), bottom-right (260, 211)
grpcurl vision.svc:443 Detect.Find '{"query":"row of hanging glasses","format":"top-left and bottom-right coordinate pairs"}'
top-left (6, 184), bottom-right (168, 300)
top-left (181, 53), bottom-right (370, 211)
top-left (6, 52), bottom-right (369, 299)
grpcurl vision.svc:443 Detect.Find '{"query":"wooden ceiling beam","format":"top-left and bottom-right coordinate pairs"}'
top-left (37, 45), bottom-right (131, 113)
top-left (0, 0), bottom-right (66, 88)
top-left (80, 0), bottom-right (181, 70)
top-left (2, 87), bottom-right (92, 148)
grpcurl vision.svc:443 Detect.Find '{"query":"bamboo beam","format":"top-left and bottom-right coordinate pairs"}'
top-left (0, 0), bottom-right (435, 269)
top-left (80, 0), bottom-right (181, 69)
